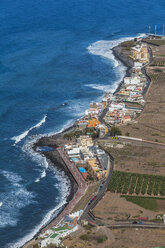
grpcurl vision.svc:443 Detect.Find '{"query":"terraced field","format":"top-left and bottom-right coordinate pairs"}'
top-left (108, 171), bottom-right (165, 196)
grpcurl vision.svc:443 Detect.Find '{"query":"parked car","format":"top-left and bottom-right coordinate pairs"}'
top-left (92, 195), bottom-right (97, 201)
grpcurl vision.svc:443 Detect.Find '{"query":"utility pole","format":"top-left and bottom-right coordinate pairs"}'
top-left (155, 24), bottom-right (157, 35)
top-left (149, 25), bottom-right (151, 35)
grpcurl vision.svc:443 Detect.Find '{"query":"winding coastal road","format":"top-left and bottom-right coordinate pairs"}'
top-left (79, 151), bottom-right (114, 223)
top-left (105, 222), bottom-right (165, 229)
top-left (117, 135), bottom-right (165, 149)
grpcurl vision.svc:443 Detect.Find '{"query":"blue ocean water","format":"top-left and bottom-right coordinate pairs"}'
top-left (0, 0), bottom-right (165, 247)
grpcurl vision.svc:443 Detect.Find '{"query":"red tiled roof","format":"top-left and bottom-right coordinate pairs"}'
top-left (124, 115), bottom-right (131, 119)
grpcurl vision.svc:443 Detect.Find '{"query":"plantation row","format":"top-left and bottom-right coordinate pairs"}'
top-left (151, 61), bottom-right (165, 66)
top-left (149, 73), bottom-right (165, 84)
top-left (108, 171), bottom-right (165, 196)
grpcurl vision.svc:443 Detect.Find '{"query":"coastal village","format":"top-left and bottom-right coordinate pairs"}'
top-left (28, 35), bottom-right (165, 248)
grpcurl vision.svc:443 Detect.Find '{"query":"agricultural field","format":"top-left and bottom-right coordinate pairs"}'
top-left (121, 195), bottom-right (163, 211)
top-left (150, 60), bottom-right (165, 66)
top-left (143, 38), bottom-right (165, 46)
top-left (108, 171), bottom-right (165, 196)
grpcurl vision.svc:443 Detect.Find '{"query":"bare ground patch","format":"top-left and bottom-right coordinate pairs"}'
top-left (157, 199), bottom-right (165, 211)
top-left (99, 140), bottom-right (165, 176)
top-left (92, 192), bottom-right (158, 222)
top-left (111, 228), bottom-right (165, 248)
top-left (119, 45), bottom-right (165, 144)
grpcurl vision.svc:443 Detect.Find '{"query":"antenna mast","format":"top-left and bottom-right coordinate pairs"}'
top-left (149, 25), bottom-right (151, 35)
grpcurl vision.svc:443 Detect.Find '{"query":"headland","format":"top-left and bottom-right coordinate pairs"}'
top-left (24, 35), bottom-right (165, 248)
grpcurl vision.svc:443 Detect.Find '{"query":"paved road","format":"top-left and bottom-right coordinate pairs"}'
top-left (117, 136), bottom-right (165, 149)
top-left (79, 43), bottom-right (165, 228)
top-left (80, 152), bottom-right (114, 223)
top-left (107, 222), bottom-right (165, 229)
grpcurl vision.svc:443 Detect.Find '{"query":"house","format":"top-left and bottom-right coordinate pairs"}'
top-left (67, 147), bottom-right (81, 158)
top-left (124, 76), bottom-right (141, 85)
top-left (77, 120), bottom-right (88, 129)
top-left (77, 135), bottom-right (93, 147)
top-left (88, 117), bottom-right (101, 128)
top-left (131, 44), bottom-right (149, 64)
top-left (117, 89), bottom-right (130, 96)
top-left (121, 115), bottom-right (131, 124)
top-left (110, 102), bottom-right (125, 110)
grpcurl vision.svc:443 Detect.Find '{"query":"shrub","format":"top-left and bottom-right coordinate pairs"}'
top-left (96, 235), bottom-right (108, 243)
top-left (110, 126), bottom-right (122, 136)
top-left (80, 234), bottom-right (90, 240)
top-left (33, 245), bottom-right (39, 248)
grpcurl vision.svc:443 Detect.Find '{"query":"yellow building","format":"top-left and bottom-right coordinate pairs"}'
top-left (78, 135), bottom-right (93, 147)
top-left (88, 117), bottom-right (101, 128)
top-left (117, 89), bottom-right (130, 96)
top-left (101, 101), bottom-right (107, 110)
top-left (105, 127), bottom-right (108, 134)
top-left (86, 158), bottom-right (107, 179)
top-left (131, 44), bottom-right (149, 63)
top-left (87, 158), bottom-right (98, 172)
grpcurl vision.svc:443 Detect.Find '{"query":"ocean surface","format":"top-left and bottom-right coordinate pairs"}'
top-left (0, 0), bottom-right (165, 247)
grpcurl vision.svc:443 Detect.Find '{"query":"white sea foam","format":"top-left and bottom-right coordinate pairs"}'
top-left (41, 170), bottom-right (46, 178)
top-left (34, 170), bottom-right (46, 182)
top-left (7, 199), bottom-right (67, 248)
top-left (88, 33), bottom-right (146, 94)
top-left (2, 170), bottom-right (22, 184)
top-left (9, 34), bottom-right (146, 248)
top-left (85, 83), bottom-right (113, 92)
top-left (11, 114), bottom-right (47, 145)
top-left (7, 138), bottom-right (71, 248)
top-left (0, 170), bottom-right (34, 229)
top-left (66, 101), bottom-right (87, 119)
top-left (34, 177), bottom-right (40, 183)
top-left (10, 128), bottom-right (71, 248)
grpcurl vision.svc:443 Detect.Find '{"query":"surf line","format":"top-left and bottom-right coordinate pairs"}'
top-left (11, 114), bottom-right (47, 145)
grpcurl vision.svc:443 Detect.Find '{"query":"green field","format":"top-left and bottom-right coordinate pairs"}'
top-left (108, 171), bottom-right (165, 196)
top-left (50, 233), bottom-right (58, 239)
top-left (121, 195), bottom-right (158, 211)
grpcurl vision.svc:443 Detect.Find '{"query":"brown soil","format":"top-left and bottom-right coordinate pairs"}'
top-left (93, 192), bottom-right (158, 221)
top-left (110, 228), bottom-right (165, 248)
top-left (157, 200), bottom-right (165, 211)
top-left (63, 226), bottom-right (115, 248)
top-left (119, 45), bottom-right (165, 144)
top-left (99, 140), bottom-right (165, 176)
top-left (64, 226), bottom-right (165, 248)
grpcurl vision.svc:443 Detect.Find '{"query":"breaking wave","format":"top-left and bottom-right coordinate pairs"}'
top-left (11, 114), bottom-right (47, 145)
top-left (0, 170), bottom-right (35, 229)
top-left (87, 33), bottom-right (146, 93)
top-left (7, 198), bottom-right (68, 248)
top-left (7, 34), bottom-right (146, 248)
top-left (85, 83), bottom-right (114, 92)
top-left (11, 125), bottom-right (71, 248)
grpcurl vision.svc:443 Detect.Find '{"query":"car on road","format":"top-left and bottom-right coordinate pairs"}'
top-left (92, 195), bottom-right (97, 201)
top-left (88, 199), bottom-right (93, 205)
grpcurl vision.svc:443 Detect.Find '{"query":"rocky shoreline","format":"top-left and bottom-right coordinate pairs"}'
top-left (112, 45), bottom-right (134, 95)
top-left (23, 40), bottom-right (134, 247)
top-left (33, 41), bottom-right (133, 221)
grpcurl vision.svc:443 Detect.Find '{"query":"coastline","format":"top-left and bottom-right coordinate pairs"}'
top-left (23, 37), bottom-right (135, 248)
top-left (112, 45), bottom-right (133, 95)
